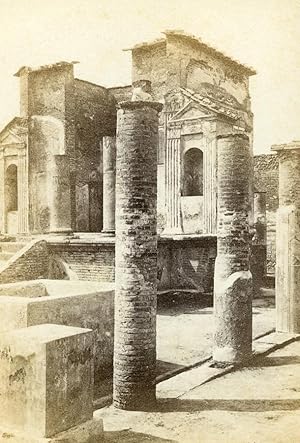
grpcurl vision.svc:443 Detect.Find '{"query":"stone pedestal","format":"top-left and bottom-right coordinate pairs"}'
top-left (0, 324), bottom-right (103, 441)
top-left (113, 101), bottom-right (162, 410)
top-left (213, 134), bottom-right (253, 364)
top-left (272, 142), bottom-right (300, 333)
top-left (102, 136), bottom-right (116, 235)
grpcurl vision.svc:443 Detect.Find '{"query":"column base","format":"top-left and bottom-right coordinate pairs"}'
top-left (161, 226), bottom-right (183, 236)
top-left (213, 346), bottom-right (252, 365)
top-left (49, 228), bottom-right (73, 234)
top-left (101, 229), bottom-right (115, 237)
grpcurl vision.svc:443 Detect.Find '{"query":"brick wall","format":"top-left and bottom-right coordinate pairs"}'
top-left (49, 243), bottom-right (115, 282)
top-left (26, 64), bottom-right (75, 233)
top-left (48, 236), bottom-right (217, 294)
top-left (254, 153), bottom-right (279, 274)
top-left (0, 239), bottom-right (50, 284)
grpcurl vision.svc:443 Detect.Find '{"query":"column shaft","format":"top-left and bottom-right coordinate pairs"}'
top-left (275, 147), bottom-right (300, 333)
top-left (102, 136), bottom-right (116, 235)
top-left (113, 101), bottom-right (162, 410)
top-left (164, 125), bottom-right (182, 234)
top-left (203, 137), bottom-right (217, 234)
top-left (213, 134), bottom-right (253, 363)
top-left (17, 146), bottom-right (29, 234)
top-left (0, 150), bottom-right (4, 233)
top-left (49, 155), bottom-right (72, 233)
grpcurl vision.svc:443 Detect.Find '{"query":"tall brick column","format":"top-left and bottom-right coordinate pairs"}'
top-left (113, 101), bottom-right (163, 410)
top-left (272, 141), bottom-right (300, 333)
top-left (213, 134), bottom-right (253, 364)
top-left (102, 136), bottom-right (116, 235)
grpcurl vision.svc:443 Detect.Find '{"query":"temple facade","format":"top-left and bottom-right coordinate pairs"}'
top-left (0, 31), bottom-right (256, 238)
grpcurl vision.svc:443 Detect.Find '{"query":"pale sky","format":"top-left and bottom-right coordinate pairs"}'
top-left (1, 0), bottom-right (299, 154)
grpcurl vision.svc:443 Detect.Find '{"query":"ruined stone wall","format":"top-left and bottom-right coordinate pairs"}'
top-left (131, 36), bottom-right (250, 110)
top-left (26, 65), bottom-right (75, 233)
top-left (254, 153), bottom-right (279, 274)
top-left (132, 42), bottom-right (167, 100)
top-left (74, 79), bottom-right (116, 231)
top-left (171, 36), bottom-right (250, 109)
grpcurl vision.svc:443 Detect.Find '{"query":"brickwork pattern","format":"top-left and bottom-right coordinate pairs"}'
top-left (213, 134), bottom-right (253, 363)
top-left (0, 239), bottom-right (49, 284)
top-left (113, 101), bottom-right (162, 410)
top-left (49, 244), bottom-right (115, 282)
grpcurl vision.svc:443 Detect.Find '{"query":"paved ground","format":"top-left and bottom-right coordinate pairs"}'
top-left (156, 293), bottom-right (275, 376)
top-left (96, 339), bottom-right (300, 443)
top-left (95, 292), bottom-right (275, 400)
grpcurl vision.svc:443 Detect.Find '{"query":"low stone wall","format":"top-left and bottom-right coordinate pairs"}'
top-left (48, 235), bottom-right (217, 294)
top-left (0, 239), bottom-right (50, 284)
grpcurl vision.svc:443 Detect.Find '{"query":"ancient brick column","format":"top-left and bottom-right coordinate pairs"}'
top-left (102, 136), bottom-right (116, 235)
top-left (272, 142), bottom-right (300, 333)
top-left (213, 134), bottom-right (253, 364)
top-left (113, 100), bottom-right (162, 410)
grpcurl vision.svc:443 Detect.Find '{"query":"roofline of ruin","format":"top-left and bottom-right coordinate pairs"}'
top-left (123, 30), bottom-right (256, 77)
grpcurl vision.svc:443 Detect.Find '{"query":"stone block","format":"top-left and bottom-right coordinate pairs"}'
top-left (0, 324), bottom-right (94, 439)
top-left (0, 280), bottom-right (114, 388)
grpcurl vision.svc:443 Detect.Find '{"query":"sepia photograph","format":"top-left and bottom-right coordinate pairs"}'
top-left (0, 0), bottom-right (299, 441)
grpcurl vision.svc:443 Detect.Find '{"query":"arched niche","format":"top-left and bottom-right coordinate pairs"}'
top-left (182, 148), bottom-right (203, 197)
top-left (5, 164), bottom-right (18, 212)
top-left (5, 163), bottom-right (18, 234)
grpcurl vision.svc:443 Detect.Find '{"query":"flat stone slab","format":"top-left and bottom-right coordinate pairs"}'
top-left (157, 361), bottom-right (234, 399)
top-left (254, 331), bottom-right (299, 345)
top-left (0, 279), bottom-right (114, 298)
top-left (0, 416), bottom-right (104, 442)
top-left (157, 331), bottom-right (300, 401)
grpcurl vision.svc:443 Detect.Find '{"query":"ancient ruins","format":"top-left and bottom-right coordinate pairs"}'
top-left (0, 30), bottom-right (298, 442)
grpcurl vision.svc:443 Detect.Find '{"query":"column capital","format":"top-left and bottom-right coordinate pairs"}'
top-left (271, 140), bottom-right (300, 153)
top-left (118, 100), bottom-right (163, 113)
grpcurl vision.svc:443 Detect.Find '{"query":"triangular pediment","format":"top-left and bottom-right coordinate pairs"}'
top-left (0, 117), bottom-right (28, 145)
top-left (165, 88), bottom-right (240, 123)
top-left (169, 101), bottom-right (215, 122)
top-left (0, 131), bottom-right (23, 145)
